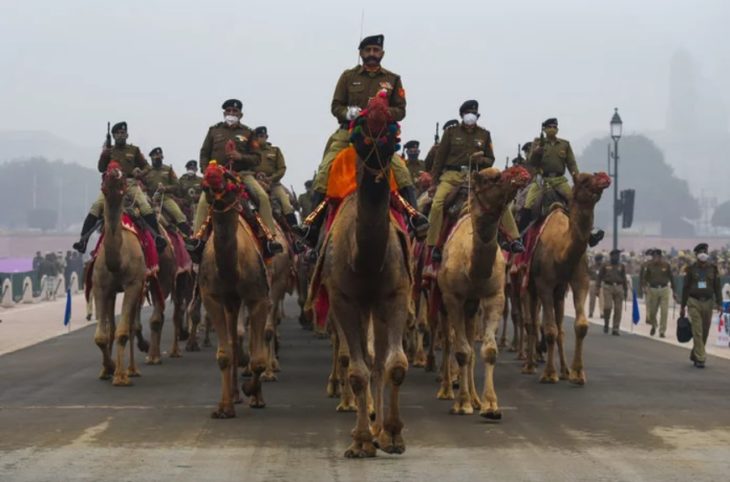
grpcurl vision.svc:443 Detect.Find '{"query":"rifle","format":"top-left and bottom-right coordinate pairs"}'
top-left (105, 122), bottom-right (112, 149)
top-left (505, 156), bottom-right (509, 169)
top-left (434, 122), bottom-right (440, 144)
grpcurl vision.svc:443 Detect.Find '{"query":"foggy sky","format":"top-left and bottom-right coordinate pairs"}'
top-left (1, 0), bottom-right (728, 191)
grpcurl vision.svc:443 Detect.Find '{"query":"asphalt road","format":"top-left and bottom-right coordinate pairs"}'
top-left (1, 296), bottom-right (729, 481)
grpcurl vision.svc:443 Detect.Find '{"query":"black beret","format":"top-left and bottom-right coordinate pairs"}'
top-left (111, 121), bottom-right (127, 134)
top-left (459, 100), bottom-right (479, 115)
top-left (654, 249), bottom-right (663, 256)
top-left (511, 156), bottom-right (523, 165)
top-left (443, 119), bottom-right (459, 130)
top-left (358, 34), bottom-right (384, 50)
top-left (404, 140), bottom-right (420, 149)
top-left (149, 147), bottom-right (163, 157)
top-left (222, 99), bottom-right (243, 110)
top-left (694, 243), bottom-right (709, 254)
top-left (542, 118), bottom-right (558, 128)
top-left (304, 180), bottom-right (313, 188)
top-left (522, 142), bottom-right (532, 152)
top-left (185, 160), bottom-right (197, 169)
top-left (610, 249), bottom-right (621, 256)
top-left (254, 126), bottom-right (268, 136)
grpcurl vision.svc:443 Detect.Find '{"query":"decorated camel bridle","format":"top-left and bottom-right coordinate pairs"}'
top-left (350, 90), bottom-right (400, 184)
top-left (202, 160), bottom-right (245, 214)
top-left (470, 166), bottom-right (532, 217)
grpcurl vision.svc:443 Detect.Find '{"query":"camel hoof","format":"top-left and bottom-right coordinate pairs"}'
top-left (521, 365), bottom-right (536, 375)
top-left (272, 359), bottom-right (281, 373)
top-left (127, 367), bottom-right (142, 378)
top-left (539, 372), bottom-right (559, 384)
top-left (436, 387), bottom-right (455, 400)
top-left (98, 364), bottom-right (115, 380)
top-left (450, 401), bottom-right (474, 415)
top-left (569, 370), bottom-right (587, 386)
top-left (185, 340), bottom-right (200, 352)
top-left (145, 356), bottom-right (162, 365)
top-left (326, 379), bottom-right (340, 398)
top-left (480, 409), bottom-right (502, 421)
top-left (211, 405), bottom-right (236, 419)
top-left (336, 402), bottom-right (357, 413)
top-left (169, 351), bottom-right (182, 359)
top-left (413, 353), bottom-right (427, 368)
top-left (375, 431), bottom-right (406, 455)
top-left (559, 370), bottom-right (570, 381)
top-left (112, 374), bottom-right (132, 386)
top-left (261, 372), bottom-right (278, 383)
top-left (345, 442), bottom-right (376, 459)
top-left (249, 397), bottom-right (266, 409)
top-left (137, 338), bottom-right (150, 353)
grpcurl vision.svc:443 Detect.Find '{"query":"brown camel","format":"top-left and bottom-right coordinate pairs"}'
top-left (262, 222), bottom-right (292, 382)
top-left (436, 166), bottom-right (530, 417)
top-left (92, 162), bottom-right (148, 386)
top-left (313, 96), bottom-right (410, 458)
top-left (198, 163), bottom-right (271, 418)
top-left (522, 172), bottom-right (611, 384)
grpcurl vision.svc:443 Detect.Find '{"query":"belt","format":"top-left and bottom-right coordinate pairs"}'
top-left (339, 122), bottom-right (351, 130)
top-left (543, 172), bottom-right (565, 178)
top-left (649, 284), bottom-right (668, 288)
top-left (443, 164), bottom-right (487, 172)
top-left (690, 295), bottom-right (713, 301)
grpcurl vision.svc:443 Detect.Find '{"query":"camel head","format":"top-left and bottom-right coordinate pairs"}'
top-left (471, 165), bottom-right (531, 217)
top-left (349, 90), bottom-right (400, 171)
top-left (101, 161), bottom-right (126, 200)
top-left (572, 172), bottom-right (611, 207)
top-left (202, 161), bottom-right (244, 212)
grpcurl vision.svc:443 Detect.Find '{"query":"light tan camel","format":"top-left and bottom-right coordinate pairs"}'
top-left (92, 162), bottom-right (148, 386)
top-left (314, 96), bottom-right (410, 458)
top-left (198, 164), bottom-right (271, 417)
top-left (522, 172), bottom-right (611, 385)
top-left (262, 222), bottom-right (291, 382)
top-left (436, 166), bottom-right (530, 417)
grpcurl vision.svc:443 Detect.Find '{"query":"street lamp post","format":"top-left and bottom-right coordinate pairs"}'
top-left (610, 108), bottom-right (623, 251)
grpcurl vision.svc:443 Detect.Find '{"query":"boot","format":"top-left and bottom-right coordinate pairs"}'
top-left (603, 310), bottom-right (610, 333)
top-left (186, 238), bottom-right (204, 264)
top-left (284, 212), bottom-right (299, 229)
top-left (176, 222), bottom-right (191, 238)
top-left (264, 239), bottom-right (284, 258)
top-left (588, 229), bottom-right (605, 247)
top-left (73, 213), bottom-right (100, 253)
top-left (508, 239), bottom-right (525, 253)
top-left (143, 213), bottom-right (168, 252)
top-left (516, 208), bottom-right (533, 235)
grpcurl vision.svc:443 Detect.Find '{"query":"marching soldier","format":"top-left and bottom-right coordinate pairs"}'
top-left (403, 140), bottom-right (426, 187)
top-left (72, 121), bottom-right (166, 253)
top-left (190, 98), bottom-right (282, 258)
top-left (424, 119), bottom-right (458, 173)
top-left (642, 249), bottom-right (677, 337)
top-left (178, 160), bottom-right (202, 221)
top-left (680, 243), bottom-right (722, 368)
top-left (253, 126), bottom-right (298, 228)
top-left (598, 249), bottom-right (627, 335)
top-left (518, 118), bottom-right (603, 246)
top-left (143, 147), bottom-right (191, 236)
top-left (588, 253), bottom-right (604, 318)
top-left (426, 100), bottom-right (523, 262)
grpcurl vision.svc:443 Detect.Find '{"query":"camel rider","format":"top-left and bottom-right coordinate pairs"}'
top-left (426, 100), bottom-right (524, 262)
top-left (403, 140), bottom-right (426, 188)
top-left (73, 122), bottom-right (167, 253)
top-left (189, 98), bottom-right (283, 258)
top-left (253, 126), bottom-right (299, 229)
top-left (142, 147), bottom-right (191, 237)
top-left (298, 34), bottom-right (426, 246)
top-left (178, 160), bottom-right (202, 221)
top-left (424, 119), bottom-right (458, 173)
top-left (519, 118), bottom-right (604, 246)
top-left (298, 180), bottom-right (315, 219)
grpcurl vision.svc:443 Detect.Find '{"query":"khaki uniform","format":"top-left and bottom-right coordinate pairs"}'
top-left (257, 142), bottom-right (293, 215)
top-left (598, 263), bottom-right (627, 332)
top-left (424, 143), bottom-right (438, 174)
top-left (90, 144), bottom-right (152, 217)
top-left (425, 123), bottom-right (519, 246)
top-left (588, 261), bottom-right (604, 317)
top-left (642, 260), bottom-right (676, 335)
top-left (195, 122), bottom-right (275, 233)
top-left (405, 157), bottom-right (426, 185)
top-left (681, 262), bottom-right (722, 363)
top-left (524, 137), bottom-right (578, 210)
top-left (142, 164), bottom-right (186, 224)
top-left (178, 172), bottom-right (202, 219)
top-left (313, 65), bottom-right (412, 194)
top-left (298, 191), bottom-right (314, 219)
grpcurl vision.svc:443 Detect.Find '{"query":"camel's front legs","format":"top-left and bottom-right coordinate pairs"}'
top-left (145, 295), bottom-right (165, 366)
top-left (480, 296), bottom-right (503, 420)
top-left (522, 290), bottom-right (538, 374)
top-left (186, 286), bottom-right (202, 352)
top-left (539, 289), bottom-right (559, 384)
top-left (554, 293), bottom-right (569, 380)
top-left (242, 298), bottom-right (269, 409)
top-left (94, 291), bottom-right (116, 380)
top-left (436, 310), bottom-right (454, 400)
top-left (424, 290), bottom-right (437, 372)
top-left (113, 286), bottom-right (141, 386)
top-left (448, 297), bottom-right (474, 415)
top-left (569, 266), bottom-right (590, 385)
top-left (128, 301), bottom-right (142, 377)
top-left (326, 328), bottom-right (340, 398)
top-left (204, 296), bottom-right (235, 419)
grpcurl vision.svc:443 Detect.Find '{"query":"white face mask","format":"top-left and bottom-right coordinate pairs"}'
top-left (462, 113), bottom-right (478, 126)
top-left (224, 115), bottom-right (239, 126)
top-left (697, 253), bottom-right (709, 262)
top-left (187, 169), bottom-right (196, 175)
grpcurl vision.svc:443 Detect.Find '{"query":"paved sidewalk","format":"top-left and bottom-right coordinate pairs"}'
top-left (564, 297), bottom-right (730, 361)
top-left (0, 294), bottom-right (118, 356)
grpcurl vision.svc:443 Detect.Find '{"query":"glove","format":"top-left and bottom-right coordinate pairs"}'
top-left (346, 106), bottom-right (362, 121)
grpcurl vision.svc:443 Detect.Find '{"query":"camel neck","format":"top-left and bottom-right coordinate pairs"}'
top-left (468, 200), bottom-right (500, 280)
top-left (211, 208), bottom-right (239, 284)
top-left (103, 190), bottom-right (123, 273)
top-left (354, 159), bottom-right (391, 275)
top-left (562, 200), bottom-right (593, 266)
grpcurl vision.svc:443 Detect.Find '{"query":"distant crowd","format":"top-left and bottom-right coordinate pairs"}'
top-left (589, 247), bottom-right (730, 277)
top-left (31, 250), bottom-right (85, 300)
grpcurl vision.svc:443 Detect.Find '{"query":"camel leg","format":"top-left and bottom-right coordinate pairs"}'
top-left (170, 285), bottom-right (183, 359)
top-left (204, 296), bottom-right (235, 419)
top-left (447, 295), bottom-right (474, 415)
top-left (372, 299), bottom-right (408, 455)
top-left (480, 296), bottom-right (503, 420)
top-left (554, 292), bottom-right (569, 380)
top-left (185, 286), bottom-right (202, 352)
top-left (145, 294), bottom-right (165, 366)
top-left (262, 301), bottom-right (279, 382)
top-left (326, 329), bottom-right (341, 398)
top-left (569, 263), bottom-right (590, 385)
top-left (113, 286), bottom-right (141, 386)
top-left (522, 290), bottom-right (538, 374)
top-left (128, 300), bottom-right (142, 377)
top-left (499, 289), bottom-right (508, 348)
top-left (538, 288), bottom-right (559, 384)
top-left (224, 300), bottom-right (243, 405)
top-left (330, 296), bottom-right (376, 459)
top-left (413, 325), bottom-right (427, 368)
top-left (94, 289), bottom-right (116, 380)
top-left (335, 320), bottom-right (357, 412)
top-left (436, 310), bottom-right (455, 400)
top-left (242, 299), bottom-right (269, 409)
top-left (424, 291), bottom-right (437, 373)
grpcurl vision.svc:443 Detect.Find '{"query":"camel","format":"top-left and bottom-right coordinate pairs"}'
top-left (262, 222), bottom-right (292, 382)
top-left (198, 162), bottom-right (271, 418)
top-left (522, 172), bottom-right (611, 385)
top-left (314, 95), bottom-right (411, 458)
top-left (435, 166), bottom-right (530, 417)
top-left (92, 162), bottom-right (148, 386)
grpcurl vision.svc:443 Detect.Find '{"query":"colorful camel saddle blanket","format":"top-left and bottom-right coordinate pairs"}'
top-left (305, 193), bottom-right (411, 331)
top-left (512, 208), bottom-right (563, 292)
top-left (326, 145), bottom-right (399, 199)
top-left (164, 226), bottom-right (192, 274)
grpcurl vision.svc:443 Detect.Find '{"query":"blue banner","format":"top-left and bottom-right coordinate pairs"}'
top-left (63, 289), bottom-right (72, 326)
top-left (632, 288), bottom-right (640, 325)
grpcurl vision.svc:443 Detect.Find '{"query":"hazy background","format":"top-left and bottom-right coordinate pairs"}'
top-left (1, 0), bottom-right (729, 235)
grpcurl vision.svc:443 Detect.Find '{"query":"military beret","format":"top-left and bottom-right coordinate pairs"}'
top-left (694, 243), bottom-right (709, 254)
top-left (542, 118), bottom-right (558, 128)
top-left (254, 126), bottom-right (268, 136)
top-left (459, 100), bottom-right (479, 115)
top-left (358, 34), bottom-right (384, 50)
top-left (511, 156), bottom-right (523, 165)
top-left (644, 249), bottom-right (654, 255)
top-left (404, 140), bottom-right (419, 149)
top-left (522, 142), bottom-right (532, 152)
top-left (304, 180), bottom-right (313, 188)
top-left (111, 121), bottom-right (127, 134)
top-left (443, 119), bottom-right (459, 130)
top-left (185, 160), bottom-right (197, 169)
top-left (654, 249), bottom-right (663, 256)
top-left (222, 99), bottom-right (243, 110)
top-left (149, 147), bottom-right (163, 157)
